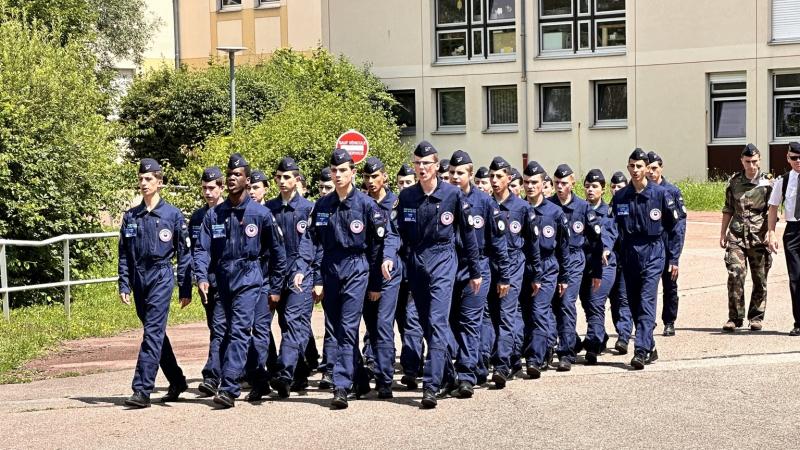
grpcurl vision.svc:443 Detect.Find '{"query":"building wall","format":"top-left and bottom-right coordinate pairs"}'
top-left (327, 0), bottom-right (800, 180)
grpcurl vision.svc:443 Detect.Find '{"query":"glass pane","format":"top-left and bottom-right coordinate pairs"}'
top-left (597, 20), bottom-right (626, 47)
top-left (776, 98), bottom-right (800, 137)
top-left (597, 82), bottom-right (627, 121)
top-left (488, 0), bottom-right (515, 20)
top-left (579, 0), bottom-right (589, 14)
top-left (472, 0), bottom-right (483, 22)
top-left (438, 32), bottom-right (467, 57)
top-left (473, 30), bottom-right (484, 55)
top-left (541, 24), bottom-right (572, 51)
top-left (713, 100), bottom-right (746, 138)
top-left (390, 91), bottom-right (416, 129)
top-left (440, 90), bottom-right (466, 126)
top-left (490, 87), bottom-right (518, 125)
top-left (222, 0), bottom-right (242, 6)
top-left (579, 22), bottom-right (590, 48)
top-left (596, 0), bottom-right (626, 13)
top-left (542, 85), bottom-right (571, 123)
top-left (776, 74), bottom-right (800, 89)
top-left (541, 0), bottom-right (572, 16)
top-left (489, 28), bottom-right (516, 54)
top-left (713, 82), bottom-right (746, 92)
top-left (437, 0), bottom-right (467, 25)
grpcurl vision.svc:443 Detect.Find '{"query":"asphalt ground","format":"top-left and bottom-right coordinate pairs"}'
top-left (2, 212), bottom-right (800, 449)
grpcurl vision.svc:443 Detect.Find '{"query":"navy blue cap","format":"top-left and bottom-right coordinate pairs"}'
top-left (319, 167), bottom-right (332, 182)
top-left (629, 148), bottom-right (648, 162)
top-left (250, 170), bottom-right (268, 186)
top-left (584, 169), bottom-right (605, 187)
top-left (489, 156), bottom-right (510, 171)
top-left (227, 153), bottom-right (248, 170)
top-left (741, 143), bottom-right (759, 157)
top-left (277, 157), bottom-right (300, 172)
top-left (202, 166), bottom-right (223, 182)
top-left (510, 168), bottom-right (522, 182)
top-left (544, 175), bottom-right (553, 183)
top-left (789, 142), bottom-right (800, 154)
top-left (397, 164), bottom-right (414, 177)
top-left (475, 166), bottom-right (489, 179)
top-left (414, 140), bottom-right (438, 157)
top-left (438, 159), bottom-right (450, 173)
top-left (330, 148), bottom-right (353, 165)
top-left (524, 160), bottom-right (545, 177)
top-left (610, 171), bottom-right (627, 184)
top-left (449, 150), bottom-right (472, 166)
top-left (138, 158), bottom-right (161, 174)
top-left (553, 164), bottom-right (573, 179)
top-left (362, 157), bottom-right (385, 174)
top-left (647, 151), bottom-right (663, 165)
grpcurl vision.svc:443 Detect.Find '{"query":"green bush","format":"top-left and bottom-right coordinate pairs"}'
top-left (676, 180), bottom-right (726, 212)
top-left (0, 20), bottom-right (124, 306)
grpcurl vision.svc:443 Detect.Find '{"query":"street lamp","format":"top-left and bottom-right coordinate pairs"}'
top-left (216, 46), bottom-right (247, 133)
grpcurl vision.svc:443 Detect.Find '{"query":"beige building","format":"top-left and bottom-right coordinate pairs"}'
top-left (173, 0), bottom-right (800, 179)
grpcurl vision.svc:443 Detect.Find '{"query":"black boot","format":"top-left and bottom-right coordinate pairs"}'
top-left (421, 389), bottom-right (437, 409)
top-left (331, 388), bottom-right (349, 409)
top-left (124, 391), bottom-right (150, 408)
top-left (213, 390), bottom-right (235, 408)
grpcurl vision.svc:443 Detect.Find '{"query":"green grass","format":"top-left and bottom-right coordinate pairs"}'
top-left (0, 268), bottom-right (207, 384)
top-left (675, 180), bottom-right (726, 212)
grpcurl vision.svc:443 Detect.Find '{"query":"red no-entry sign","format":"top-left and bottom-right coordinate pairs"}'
top-left (336, 129), bottom-right (369, 164)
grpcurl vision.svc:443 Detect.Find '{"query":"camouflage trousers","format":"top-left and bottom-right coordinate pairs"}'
top-left (724, 242), bottom-right (772, 323)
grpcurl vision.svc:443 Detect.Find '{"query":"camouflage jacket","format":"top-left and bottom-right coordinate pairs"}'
top-left (722, 171), bottom-right (773, 247)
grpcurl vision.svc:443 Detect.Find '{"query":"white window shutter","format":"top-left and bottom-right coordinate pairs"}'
top-left (773, 0), bottom-right (800, 42)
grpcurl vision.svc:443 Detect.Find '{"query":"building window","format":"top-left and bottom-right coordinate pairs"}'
top-left (220, 0), bottom-right (242, 9)
top-left (594, 80), bottom-right (627, 126)
top-left (773, 73), bottom-right (800, 140)
top-left (389, 90), bottom-right (417, 135)
top-left (539, 83), bottom-right (571, 128)
top-left (709, 75), bottom-right (746, 142)
top-left (772, 0), bottom-right (800, 43)
top-left (487, 85), bottom-right (518, 130)
top-left (437, 88), bottom-right (466, 131)
top-left (435, 0), bottom-right (516, 62)
top-left (538, 0), bottom-right (626, 56)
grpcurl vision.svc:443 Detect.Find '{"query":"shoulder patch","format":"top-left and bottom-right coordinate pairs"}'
top-left (393, 198), bottom-right (399, 208)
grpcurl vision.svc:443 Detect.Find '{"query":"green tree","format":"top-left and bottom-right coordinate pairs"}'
top-left (0, 20), bottom-right (125, 306)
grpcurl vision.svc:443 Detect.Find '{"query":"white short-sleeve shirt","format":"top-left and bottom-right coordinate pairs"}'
top-left (768, 170), bottom-right (800, 221)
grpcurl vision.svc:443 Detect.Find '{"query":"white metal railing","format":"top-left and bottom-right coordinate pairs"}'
top-left (0, 232), bottom-right (119, 321)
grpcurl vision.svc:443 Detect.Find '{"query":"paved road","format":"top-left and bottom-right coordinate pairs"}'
top-left (2, 212), bottom-right (800, 449)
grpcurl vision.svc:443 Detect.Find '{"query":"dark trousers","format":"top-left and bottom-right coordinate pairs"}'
top-left (274, 277), bottom-right (315, 384)
top-left (201, 286), bottom-right (225, 383)
top-left (784, 222), bottom-right (800, 327)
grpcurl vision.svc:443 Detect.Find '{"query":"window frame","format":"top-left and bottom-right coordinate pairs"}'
top-left (539, 21), bottom-right (574, 54)
top-left (772, 71), bottom-right (800, 142)
top-left (434, 0), bottom-right (516, 63)
top-left (593, 79), bottom-right (628, 127)
top-left (539, 82), bottom-right (572, 129)
top-left (709, 74), bottom-right (747, 144)
top-left (437, 87), bottom-right (467, 132)
top-left (219, 0), bottom-right (243, 11)
top-left (538, 0), bottom-right (626, 56)
top-left (771, 0), bottom-right (800, 44)
top-left (388, 89), bottom-right (417, 136)
top-left (486, 85), bottom-right (519, 131)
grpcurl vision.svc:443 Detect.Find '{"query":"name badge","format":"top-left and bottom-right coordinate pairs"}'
top-left (316, 213), bottom-right (330, 227)
top-left (124, 223), bottom-right (138, 237)
top-left (616, 204), bottom-right (630, 216)
top-left (403, 208), bottom-right (417, 222)
top-left (212, 224), bottom-right (225, 239)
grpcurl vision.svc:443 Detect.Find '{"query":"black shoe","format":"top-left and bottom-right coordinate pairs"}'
top-left (401, 374), bottom-right (418, 390)
top-left (614, 339), bottom-right (629, 355)
top-left (526, 363), bottom-right (542, 380)
top-left (556, 359), bottom-right (572, 372)
top-left (290, 379), bottom-right (309, 392)
top-left (318, 372), bottom-right (334, 390)
top-left (377, 386), bottom-right (393, 399)
top-left (213, 390), bottom-right (235, 408)
top-left (355, 380), bottom-right (372, 399)
top-left (573, 336), bottom-right (584, 354)
top-left (585, 351), bottom-right (598, 366)
top-left (421, 389), bottom-right (438, 409)
top-left (491, 371), bottom-right (508, 389)
top-left (790, 327), bottom-right (800, 336)
top-left (646, 348), bottom-right (659, 364)
top-left (245, 384), bottom-right (270, 402)
top-left (331, 388), bottom-right (348, 409)
top-left (450, 381), bottom-right (474, 398)
top-left (198, 378), bottom-right (218, 397)
top-left (160, 381), bottom-right (188, 403)
top-left (545, 346), bottom-right (556, 367)
top-left (124, 391), bottom-right (150, 408)
top-left (270, 378), bottom-right (291, 399)
top-left (631, 351), bottom-right (647, 370)
top-left (663, 323), bottom-right (675, 336)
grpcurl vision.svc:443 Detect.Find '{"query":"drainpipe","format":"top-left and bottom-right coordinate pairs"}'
top-left (173, 0), bottom-right (181, 69)
top-left (519, 0), bottom-right (529, 166)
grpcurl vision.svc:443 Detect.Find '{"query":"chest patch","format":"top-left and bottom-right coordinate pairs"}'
top-left (498, 221), bottom-right (506, 232)
top-left (616, 204), bottom-right (630, 216)
top-left (572, 221), bottom-right (584, 233)
top-left (440, 211), bottom-right (454, 226)
top-left (649, 208), bottom-right (662, 220)
top-left (316, 213), bottom-right (330, 226)
top-left (159, 229), bottom-right (172, 242)
top-left (296, 220), bottom-right (307, 234)
top-left (212, 224), bottom-right (225, 239)
top-left (245, 223), bottom-right (259, 238)
top-left (510, 220), bottom-right (522, 234)
top-left (350, 220), bottom-right (364, 234)
top-left (542, 225), bottom-right (555, 238)
top-left (403, 208), bottom-right (417, 222)
top-left (473, 216), bottom-right (485, 229)
top-left (124, 223), bottom-right (138, 238)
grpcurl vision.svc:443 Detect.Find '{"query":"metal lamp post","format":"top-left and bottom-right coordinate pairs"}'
top-left (216, 46), bottom-right (247, 133)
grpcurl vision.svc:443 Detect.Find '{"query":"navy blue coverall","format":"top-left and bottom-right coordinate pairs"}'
top-left (656, 178), bottom-right (687, 326)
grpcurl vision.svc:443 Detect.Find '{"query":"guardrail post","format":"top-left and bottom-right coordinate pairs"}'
top-left (1, 244), bottom-right (8, 322)
top-left (63, 240), bottom-right (71, 320)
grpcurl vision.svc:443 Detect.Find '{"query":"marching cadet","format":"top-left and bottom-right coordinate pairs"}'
top-left (612, 149), bottom-right (681, 369)
top-left (720, 144), bottom-right (773, 332)
top-left (194, 154), bottom-right (287, 407)
top-left (608, 171), bottom-right (633, 353)
top-left (318, 167), bottom-right (335, 197)
top-left (438, 159), bottom-right (451, 183)
top-left (578, 169), bottom-right (618, 364)
top-left (521, 161), bottom-right (569, 379)
top-left (446, 150), bottom-right (511, 398)
top-left (396, 163), bottom-right (417, 190)
top-left (487, 157), bottom-right (540, 387)
top-left (397, 141), bottom-right (481, 408)
top-left (542, 175), bottom-right (555, 198)
top-left (646, 151), bottom-right (687, 336)
top-left (359, 157), bottom-right (402, 399)
top-left (474, 166), bottom-right (492, 194)
top-left (119, 158), bottom-right (192, 408)
top-left (509, 168), bottom-right (523, 198)
top-left (265, 157), bottom-right (317, 397)
top-left (309, 149), bottom-right (395, 409)
top-left (189, 167), bottom-right (226, 397)
top-left (549, 164), bottom-right (602, 371)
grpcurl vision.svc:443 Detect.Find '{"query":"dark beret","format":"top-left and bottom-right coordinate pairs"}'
top-left (584, 168), bottom-right (605, 187)
top-left (250, 170), bottom-right (268, 186)
top-left (413, 140), bottom-right (437, 157)
top-left (202, 166), bottom-right (223, 182)
top-left (524, 160), bottom-right (545, 177)
top-left (362, 156), bottom-right (384, 174)
top-left (397, 164), bottom-right (414, 177)
top-left (139, 158), bottom-right (162, 174)
top-left (610, 171), bottom-right (627, 184)
top-left (553, 164), bottom-right (573, 179)
top-left (330, 148), bottom-right (353, 165)
top-left (450, 150), bottom-right (472, 167)
top-left (475, 166), bottom-right (489, 179)
top-left (227, 153), bottom-right (248, 170)
top-left (629, 148), bottom-right (648, 162)
top-left (489, 156), bottom-right (510, 171)
top-left (276, 157), bottom-right (299, 172)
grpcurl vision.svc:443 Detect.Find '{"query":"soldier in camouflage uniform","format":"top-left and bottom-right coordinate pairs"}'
top-left (720, 144), bottom-right (773, 332)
